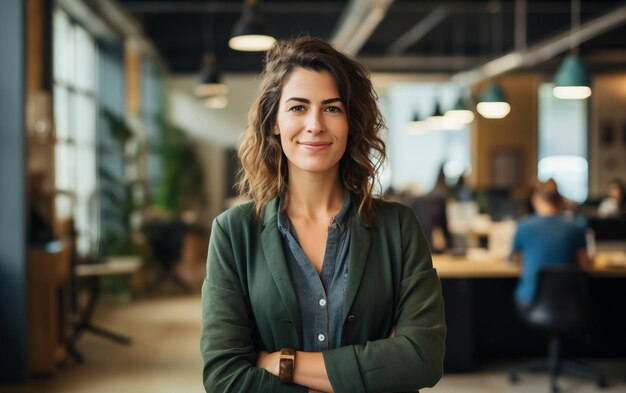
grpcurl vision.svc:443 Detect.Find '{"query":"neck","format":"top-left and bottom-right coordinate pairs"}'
top-left (285, 171), bottom-right (344, 220)
top-left (536, 206), bottom-right (559, 216)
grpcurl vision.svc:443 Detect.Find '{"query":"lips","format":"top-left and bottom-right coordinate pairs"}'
top-left (298, 141), bottom-right (332, 151)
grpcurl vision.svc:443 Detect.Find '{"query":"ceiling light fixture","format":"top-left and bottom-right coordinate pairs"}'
top-left (553, 0), bottom-right (591, 100)
top-left (445, 94), bottom-right (475, 124)
top-left (194, 52), bottom-right (228, 98)
top-left (476, 83), bottom-right (511, 119)
top-left (476, 2), bottom-right (510, 119)
top-left (228, 0), bottom-right (275, 52)
top-left (427, 99), bottom-right (465, 130)
top-left (408, 111), bottom-right (427, 134)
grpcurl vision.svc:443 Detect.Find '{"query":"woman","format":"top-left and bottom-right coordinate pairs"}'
top-left (201, 37), bottom-right (446, 393)
top-left (597, 178), bottom-right (626, 217)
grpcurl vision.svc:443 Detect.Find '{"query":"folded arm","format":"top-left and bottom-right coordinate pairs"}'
top-left (201, 219), bottom-right (307, 393)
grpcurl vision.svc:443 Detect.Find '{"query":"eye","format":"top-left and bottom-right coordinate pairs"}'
top-left (324, 105), bottom-right (343, 113)
top-left (288, 105), bottom-right (306, 112)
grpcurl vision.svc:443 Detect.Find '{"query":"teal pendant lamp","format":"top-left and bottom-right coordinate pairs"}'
top-left (445, 95), bottom-right (475, 124)
top-left (428, 100), bottom-right (462, 130)
top-left (553, 55), bottom-right (591, 99)
top-left (476, 83), bottom-right (510, 119)
top-left (476, 5), bottom-right (510, 120)
top-left (408, 111), bottom-right (427, 134)
top-left (426, 101), bottom-right (445, 123)
top-left (553, 0), bottom-right (591, 99)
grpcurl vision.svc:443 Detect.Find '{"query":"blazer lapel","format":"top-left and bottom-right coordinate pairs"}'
top-left (343, 217), bottom-right (371, 320)
top-left (260, 199), bottom-right (302, 336)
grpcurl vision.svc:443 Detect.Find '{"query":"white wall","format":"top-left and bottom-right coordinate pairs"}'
top-left (168, 74), bottom-right (260, 147)
top-left (167, 74), bottom-right (259, 221)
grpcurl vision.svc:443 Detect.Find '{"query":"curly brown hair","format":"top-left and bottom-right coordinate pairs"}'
top-left (236, 36), bottom-right (386, 225)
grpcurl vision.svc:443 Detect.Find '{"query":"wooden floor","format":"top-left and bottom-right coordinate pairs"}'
top-left (2, 292), bottom-right (626, 393)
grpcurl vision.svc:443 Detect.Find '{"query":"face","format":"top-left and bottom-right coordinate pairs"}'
top-left (608, 183), bottom-right (622, 199)
top-left (274, 68), bottom-right (349, 178)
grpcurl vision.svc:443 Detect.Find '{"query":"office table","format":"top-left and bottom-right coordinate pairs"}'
top-left (432, 252), bottom-right (626, 372)
top-left (70, 256), bottom-right (141, 362)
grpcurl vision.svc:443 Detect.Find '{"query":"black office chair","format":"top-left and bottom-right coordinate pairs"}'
top-left (509, 265), bottom-right (607, 392)
top-left (141, 218), bottom-right (191, 294)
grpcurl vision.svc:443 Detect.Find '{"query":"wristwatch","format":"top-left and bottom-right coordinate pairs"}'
top-left (278, 347), bottom-right (296, 384)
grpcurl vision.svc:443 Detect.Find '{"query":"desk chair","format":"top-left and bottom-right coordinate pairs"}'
top-left (508, 266), bottom-right (607, 392)
top-left (141, 218), bottom-right (191, 294)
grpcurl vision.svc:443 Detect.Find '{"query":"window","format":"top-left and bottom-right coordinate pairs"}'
top-left (383, 82), bottom-right (471, 193)
top-left (537, 83), bottom-right (588, 203)
top-left (53, 9), bottom-right (98, 256)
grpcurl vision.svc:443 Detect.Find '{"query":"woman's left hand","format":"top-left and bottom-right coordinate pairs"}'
top-left (256, 350), bottom-right (280, 376)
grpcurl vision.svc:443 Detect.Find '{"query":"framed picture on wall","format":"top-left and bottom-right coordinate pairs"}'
top-left (491, 149), bottom-right (522, 188)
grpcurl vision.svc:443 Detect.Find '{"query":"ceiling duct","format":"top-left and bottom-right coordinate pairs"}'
top-left (451, 3), bottom-right (626, 86)
top-left (331, 0), bottom-right (394, 56)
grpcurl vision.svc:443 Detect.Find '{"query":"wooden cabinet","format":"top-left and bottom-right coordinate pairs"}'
top-left (27, 241), bottom-right (71, 375)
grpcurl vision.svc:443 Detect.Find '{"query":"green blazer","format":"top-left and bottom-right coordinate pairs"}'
top-left (201, 197), bottom-right (446, 393)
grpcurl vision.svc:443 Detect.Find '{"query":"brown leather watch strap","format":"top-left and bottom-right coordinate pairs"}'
top-left (278, 347), bottom-right (296, 384)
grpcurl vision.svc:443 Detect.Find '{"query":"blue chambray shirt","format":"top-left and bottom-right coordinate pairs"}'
top-left (277, 193), bottom-right (352, 352)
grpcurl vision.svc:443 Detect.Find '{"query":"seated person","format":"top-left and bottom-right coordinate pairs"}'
top-left (597, 178), bottom-right (626, 217)
top-left (511, 179), bottom-right (591, 312)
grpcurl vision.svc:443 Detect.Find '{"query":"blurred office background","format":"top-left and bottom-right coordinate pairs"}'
top-left (2, 0), bottom-right (626, 392)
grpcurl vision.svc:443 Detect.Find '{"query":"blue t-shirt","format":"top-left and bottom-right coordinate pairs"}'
top-left (512, 215), bottom-right (587, 305)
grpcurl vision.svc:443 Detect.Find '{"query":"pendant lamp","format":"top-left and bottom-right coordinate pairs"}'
top-left (194, 53), bottom-right (228, 98)
top-left (476, 3), bottom-right (510, 119)
top-left (426, 101), bottom-right (445, 123)
top-left (229, 0), bottom-right (276, 52)
top-left (476, 83), bottom-right (510, 119)
top-left (408, 111), bottom-right (427, 134)
top-left (552, 0), bottom-right (590, 99)
top-left (428, 100), bottom-right (465, 130)
top-left (445, 95), bottom-right (475, 124)
top-left (553, 55), bottom-right (591, 99)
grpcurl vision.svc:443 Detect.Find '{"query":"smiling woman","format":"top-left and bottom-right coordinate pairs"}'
top-left (200, 37), bottom-right (446, 393)
top-left (274, 68), bottom-right (349, 179)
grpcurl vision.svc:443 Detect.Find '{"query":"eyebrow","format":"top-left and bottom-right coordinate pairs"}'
top-left (284, 97), bottom-right (343, 105)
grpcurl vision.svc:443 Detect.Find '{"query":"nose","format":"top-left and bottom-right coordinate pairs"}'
top-left (305, 110), bottom-right (324, 134)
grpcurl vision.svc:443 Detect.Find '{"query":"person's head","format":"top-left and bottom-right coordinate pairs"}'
top-left (531, 178), bottom-right (563, 215)
top-left (606, 179), bottom-right (626, 203)
top-left (237, 36), bottom-right (386, 224)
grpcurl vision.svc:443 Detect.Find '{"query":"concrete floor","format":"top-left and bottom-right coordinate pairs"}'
top-left (2, 292), bottom-right (625, 393)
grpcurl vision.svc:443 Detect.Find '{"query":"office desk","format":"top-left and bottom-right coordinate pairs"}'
top-left (432, 252), bottom-right (626, 372)
top-left (433, 251), bottom-right (626, 278)
top-left (70, 256), bottom-right (141, 362)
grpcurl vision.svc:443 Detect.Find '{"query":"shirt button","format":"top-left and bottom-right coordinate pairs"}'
top-left (317, 334), bottom-right (326, 342)
top-left (329, 222), bottom-right (337, 230)
top-left (347, 315), bottom-right (356, 324)
top-left (319, 298), bottom-right (327, 307)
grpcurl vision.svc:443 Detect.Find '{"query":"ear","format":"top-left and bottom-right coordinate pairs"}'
top-left (273, 126), bottom-right (280, 136)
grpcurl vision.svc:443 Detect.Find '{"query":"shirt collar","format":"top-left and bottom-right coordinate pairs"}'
top-left (277, 192), bottom-right (352, 234)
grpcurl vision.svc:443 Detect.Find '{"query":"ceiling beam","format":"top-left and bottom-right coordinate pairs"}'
top-left (387, 6), bottom-right (448, 56)
top-left (122, 2), bottom-right (344, 14)
top-left (451, 3), bottom-right (626, 86)
top-left (331, 0), bottom-right (394, 56)
top-left (389, 2), bottom-right (619, 14)
top-left (360, 55), bottom-right (489, 71)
